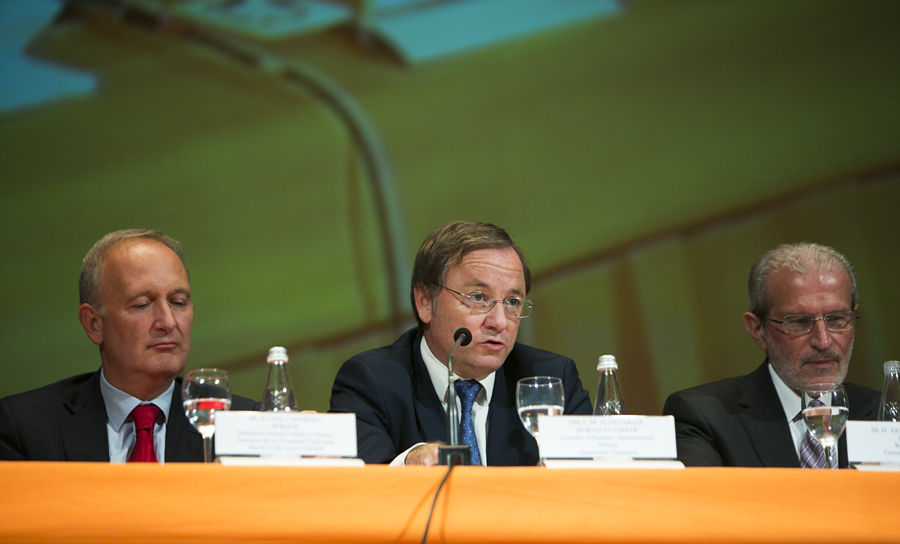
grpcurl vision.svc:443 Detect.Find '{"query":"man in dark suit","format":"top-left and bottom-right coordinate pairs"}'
top-left (663, 243), bottom-right (880, 468)
top-left (330, 221), bottom-right (591, 465)
top-left (0, 229), bottom-right (254, 462)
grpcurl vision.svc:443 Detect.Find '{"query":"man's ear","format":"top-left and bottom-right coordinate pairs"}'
top-left (413, 284), bottom-right (434, 325)
top-left (78, 303), bottom-right (103, 346)
top-left (742, 312), bottom-right (767, 351)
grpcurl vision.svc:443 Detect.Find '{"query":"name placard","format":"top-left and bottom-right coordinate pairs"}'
top-left (847, 420), bottom-right (900, 464)
top-left (537, 415), bottom-right (677, 460)
top-left (214, 411), bottom-right (357, 458)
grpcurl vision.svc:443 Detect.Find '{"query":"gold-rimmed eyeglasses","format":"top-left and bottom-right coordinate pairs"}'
top-left (766, 310), bottom-right (859, 336)
top-left (436, 284), bottom-right (534, 319)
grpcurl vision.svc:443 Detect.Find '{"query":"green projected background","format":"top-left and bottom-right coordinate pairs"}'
top-left (1, 1), bottom-right (899, 414)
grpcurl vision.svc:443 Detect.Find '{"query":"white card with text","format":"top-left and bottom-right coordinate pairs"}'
top-left (214, 411), bottom-right (357, 458)
top-left (847, 420), bottom-right (900, 464)
top-left (537, 415), bottom-right (677, 460)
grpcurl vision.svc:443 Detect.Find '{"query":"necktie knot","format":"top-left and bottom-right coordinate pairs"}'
top-left (454, 379), bottom-right (483, 465)
top-left (455, 379), bottom-right (482, 407)
top-left (129, 404), bottom-right (162, 463)
top-left (132, 404), bottom-right (162, 430)
top-left (792, 398), bottom-right (826, 422)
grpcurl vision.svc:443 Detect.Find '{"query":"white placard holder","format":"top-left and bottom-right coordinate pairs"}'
top-left (538, 415), bottom-right (683, 469)
top-left (214, 411), bottom-right (362, 466)
top-left (847, 420), bottom-right (900, 471)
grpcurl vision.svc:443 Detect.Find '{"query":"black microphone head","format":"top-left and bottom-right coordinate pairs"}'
top-left (454, 328), bottom-right (472, 346)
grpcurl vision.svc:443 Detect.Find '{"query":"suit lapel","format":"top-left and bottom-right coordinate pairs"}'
top-left (411, 338), bottom-right (448, 444)
top-left (487, 361), bottom-right (537, 466)
top-left (165, 377), bottom-right (203, 462)
top-left (487, 365), bottom-right (516, 465)
top-left (60, 371), bottom-right (110, 462)
top-left (737, 364), bottom-right (799, 467)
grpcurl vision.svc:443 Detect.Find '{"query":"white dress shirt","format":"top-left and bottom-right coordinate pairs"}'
top-left (389, 336), bottom-right (496, 466)
top-left (99, 369), bottom-right (173, 463)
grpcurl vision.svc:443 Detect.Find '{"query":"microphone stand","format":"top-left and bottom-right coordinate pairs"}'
top-left (438, 329), bottom-right (472, 466)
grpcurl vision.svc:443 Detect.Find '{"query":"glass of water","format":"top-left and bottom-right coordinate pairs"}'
top-left (801, 382), bottom-right (849, 469)
top-left (182, 368), bottom-right (232, 463)
top-left (516, 376), bottom-right (565, 462)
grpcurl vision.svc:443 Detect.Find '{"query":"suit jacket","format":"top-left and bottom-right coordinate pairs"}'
top-left (0, 370), bottom-right (257, 462)
top-left (329, 328), bottom-right (592, 465)
top-left (662, 361), bottom-right (880, 467)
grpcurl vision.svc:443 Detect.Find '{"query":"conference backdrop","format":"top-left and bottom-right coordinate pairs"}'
top-left (1, 0), bottom-right (899, 415)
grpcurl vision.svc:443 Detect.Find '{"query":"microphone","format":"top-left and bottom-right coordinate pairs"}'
top-left (446, 328), bottom-right (471, 445)
top-left (438, 327), bottom-right (473, 466)
top-left (453, 327), bottom-right (473, 348)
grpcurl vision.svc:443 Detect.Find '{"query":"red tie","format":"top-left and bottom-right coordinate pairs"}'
top-left (128, 404), bottom-right (162, 463)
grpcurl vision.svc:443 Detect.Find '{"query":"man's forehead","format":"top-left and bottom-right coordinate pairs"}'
top-left (101, 240), bottom-right (189, 290)
top-left (105, 239), bottom-right (183, 268)
top-left (767, 267), bottom-right (852, 308)
top-left (451, 249), bottom-right (524, 284)
top-left (455, 247), bottom-right (522, 268)
top-left (770, 266), bottom-right (848, 287)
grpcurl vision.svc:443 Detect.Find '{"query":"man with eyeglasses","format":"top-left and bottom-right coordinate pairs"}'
top-left (330, 221), bottom-right (591, 465)
top-left (663, 242), bottom-right (880, 468)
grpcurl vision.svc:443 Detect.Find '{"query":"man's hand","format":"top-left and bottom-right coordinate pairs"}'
top-left (405, 442), bottom-right (441, 465)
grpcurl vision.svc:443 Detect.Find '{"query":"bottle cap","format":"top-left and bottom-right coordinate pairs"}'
top-left (267, 346), bottom-right (288, 363)
top-left (885, 360), bottom-right (900, 373)
top-left (597, 354), bottom-right (618, 370)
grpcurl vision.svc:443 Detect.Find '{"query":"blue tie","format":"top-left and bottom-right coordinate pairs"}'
top-left (454, 379), bottom-right (483, 465)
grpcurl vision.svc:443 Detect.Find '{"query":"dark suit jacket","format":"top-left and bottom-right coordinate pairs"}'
top-left (329, 328), bottom-right (592, 465)
top-left (0, 370), bottom-right (257, 461)
top-left (662, 361), bottom-right (880, 467)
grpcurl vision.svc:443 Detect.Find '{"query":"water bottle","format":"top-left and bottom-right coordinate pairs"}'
top-left (594, 354), bottom-right (626, 415)
top-left (260, 346), bottom-right (297, 412)
top-left (877, 360), bottom-right (900, 421)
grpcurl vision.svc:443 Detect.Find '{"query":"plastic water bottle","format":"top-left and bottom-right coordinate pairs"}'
top-left (877, 360), bottom-right (900, 421)
top-left (260, 346), bottom-right (297, 411)
top-left (594, 354), bottom-right (626, 415)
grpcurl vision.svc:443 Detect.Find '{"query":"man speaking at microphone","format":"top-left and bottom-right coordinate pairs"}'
top-left (329, 221), bottom-right (591, 465)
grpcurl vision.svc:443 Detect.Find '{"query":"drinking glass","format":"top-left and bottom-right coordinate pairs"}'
top-left (182, 368), bottom-right (232, 463)
top-left (801, 383), bottom-right (849, 469)
top-left (516, 376), bottom-right (565, 461)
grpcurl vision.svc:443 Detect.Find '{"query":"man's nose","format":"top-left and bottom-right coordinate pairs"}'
top-left (808, 319), bottom-right (832, 350)
top-left (483, 301), bottom-right (509, 330)
top-left (153, 302), bottom-right (177, 331)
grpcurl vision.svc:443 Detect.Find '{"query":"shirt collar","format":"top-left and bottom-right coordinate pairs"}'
top-left (99, 368), bottom-right (174, 431)
top-left (768, 362), bottom-right (801, 422)
top-left (420, 335), bottom-right (495, 406)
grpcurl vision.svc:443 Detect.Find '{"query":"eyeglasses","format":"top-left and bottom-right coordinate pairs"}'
top-left (436, 285), bottom-right (534, 319)
top-left (766, 310), bottom-right (860, 336)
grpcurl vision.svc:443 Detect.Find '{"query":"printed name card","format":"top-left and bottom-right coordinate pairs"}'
top-left (214, 412), bottom-right (357, 458)
top-left (847, 420), bottom-right (900, 465)
top-left (537, 415), bottom-right (677, 460)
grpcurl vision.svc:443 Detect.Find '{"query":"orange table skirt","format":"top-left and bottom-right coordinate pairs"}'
top-left (0, 462), bottom-right (896, 543)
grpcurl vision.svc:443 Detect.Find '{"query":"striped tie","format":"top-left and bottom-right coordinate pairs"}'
top-left (798, 399), bottom-right (831, 469)
top-left (799, 429), bottom-right (827, 469)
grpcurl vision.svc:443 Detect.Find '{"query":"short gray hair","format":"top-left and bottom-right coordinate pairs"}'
top-left (79, 229), bottom-right (187, 307)
top-left (748, 242), bottom-right (856, 317)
